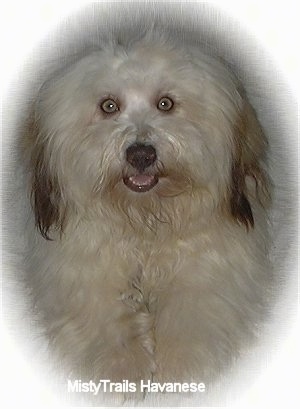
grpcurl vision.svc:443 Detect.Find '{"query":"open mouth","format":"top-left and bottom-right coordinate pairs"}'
top-left (123, 174), bottom-right (159, 193)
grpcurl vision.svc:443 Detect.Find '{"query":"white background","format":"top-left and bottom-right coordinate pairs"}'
top-left (1, 1), bottom-right (299, 408)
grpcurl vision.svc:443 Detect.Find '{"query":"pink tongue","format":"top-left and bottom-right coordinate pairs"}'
top-left (129, 175), bottom-right (155, 186)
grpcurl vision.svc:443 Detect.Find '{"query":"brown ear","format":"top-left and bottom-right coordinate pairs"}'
top-left (25, 113), bottom-right (65, 240)
top-left (230, 98), bottom-right (269, 229)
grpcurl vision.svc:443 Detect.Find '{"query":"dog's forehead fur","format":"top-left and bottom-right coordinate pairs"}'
top-left (37, 40), bottom-right (242, 139)
top-left (44, 40), bottom-right (238, 108)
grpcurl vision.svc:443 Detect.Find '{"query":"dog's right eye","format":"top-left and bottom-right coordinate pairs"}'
top-left (157, 96), bottom-right (174, 112)
top-left (100, 99), bottom-right (119, 114)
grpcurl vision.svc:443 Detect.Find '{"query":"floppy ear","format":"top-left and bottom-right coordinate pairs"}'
top-left (230, 97), bottom-right (269, 229)
top-left (25, 113), bottom-right (66, 240)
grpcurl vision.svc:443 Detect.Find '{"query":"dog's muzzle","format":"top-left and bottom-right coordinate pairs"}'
top-left (123, 143), bottom-right (159, 192)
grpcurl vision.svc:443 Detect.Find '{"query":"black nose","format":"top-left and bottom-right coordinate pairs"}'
top-left (126, 143), bottom-right (157, 172)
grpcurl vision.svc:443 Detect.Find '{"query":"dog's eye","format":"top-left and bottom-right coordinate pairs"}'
top-left (157, 97), bottom-right (174, 112)
top-left (100, 99), bottom-right (119, 114)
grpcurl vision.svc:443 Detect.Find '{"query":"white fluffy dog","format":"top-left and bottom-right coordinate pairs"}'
top-left (23, 32), bottom-right (270, 397)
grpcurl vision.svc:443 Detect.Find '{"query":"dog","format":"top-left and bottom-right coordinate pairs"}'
top-left (22, 31), bottom-right (270, 399)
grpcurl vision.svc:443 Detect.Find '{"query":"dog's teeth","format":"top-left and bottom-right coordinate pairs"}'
top-left (124, 174), bottom-right (158, 192)
top-left (129, 175), bottom-right (155, 186)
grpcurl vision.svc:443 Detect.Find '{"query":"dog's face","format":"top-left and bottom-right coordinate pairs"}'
top-left (28, 39), bottom-right (267, 238)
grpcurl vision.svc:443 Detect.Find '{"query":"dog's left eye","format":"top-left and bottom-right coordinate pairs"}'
top-left (100, 99), bottom-right (119, 114)
top-left (157, 97), bottom-right (174, 112)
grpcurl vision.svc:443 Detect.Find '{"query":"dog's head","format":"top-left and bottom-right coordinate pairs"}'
top-left (25, 36), bottom-right (268, 239)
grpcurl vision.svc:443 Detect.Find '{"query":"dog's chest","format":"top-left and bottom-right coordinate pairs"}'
top-left (114, 237), bottom-right (199, 313)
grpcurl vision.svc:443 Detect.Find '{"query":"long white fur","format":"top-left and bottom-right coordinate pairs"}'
top-left (23, 33), bottom-right (270, 400)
